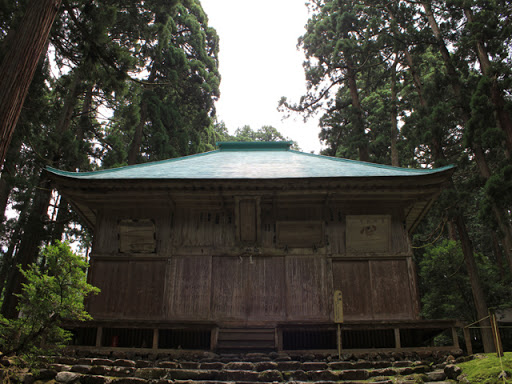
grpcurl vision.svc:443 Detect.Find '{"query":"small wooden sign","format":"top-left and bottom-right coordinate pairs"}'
top-left (334, 290), bottom-right (344, 323)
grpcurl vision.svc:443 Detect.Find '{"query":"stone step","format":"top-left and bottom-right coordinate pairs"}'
top-left (9, 351), bottom-right (462, 384)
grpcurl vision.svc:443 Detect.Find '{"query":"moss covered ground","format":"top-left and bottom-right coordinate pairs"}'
top-left (458, 352), bottom-right (512, 383)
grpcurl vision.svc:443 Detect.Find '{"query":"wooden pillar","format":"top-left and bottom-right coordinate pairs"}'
top-left (463, 327), bottom-right (473, 355)
top-left (152, 328), bottom-right (159, 350)
top-left (276, 328), bottom-right (283, 351)
top-left (394, 328), bottom-right (401, 349)
top-left (211, 327), bottom-right (219, 351)
top-left (451, 327), bottom-right (460, 349)
top-left (96, 326), bottom-right (103, 348)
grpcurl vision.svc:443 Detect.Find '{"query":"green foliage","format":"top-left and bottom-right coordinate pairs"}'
top-left (0, 241), bottom-right (99, 357)
top-left (418, 240), bottom-right (512, 322)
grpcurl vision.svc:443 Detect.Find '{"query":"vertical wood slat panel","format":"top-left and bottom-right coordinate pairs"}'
top-left (211, 256), bottom-right (247, 320)
top-left (88, 260), bottom-right (165, 319)
top-left (165, 255), bottom-right (212, 320)
top-left (125, 260), bottom-right (166, 318)
top-left (285, 256), bottom-right (329, 321)
top-left (239, 200), bottom-right (257, 242)
top-left (88, 260), bottom-right (130, 318)
top-left (332, 260), bottom-right (373, 320)
top-left (92, 210), bottom-right (118, 254)
top-left (247, 256), bottom-right (285, 320)
top-left (371, 259), bottom-right (414, 320)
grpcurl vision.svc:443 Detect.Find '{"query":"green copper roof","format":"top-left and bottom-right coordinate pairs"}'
top-left (46, 141), bottom-right (454, 180)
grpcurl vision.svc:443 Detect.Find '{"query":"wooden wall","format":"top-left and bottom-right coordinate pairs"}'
top-left (87, 195), bottom-right (419, 324)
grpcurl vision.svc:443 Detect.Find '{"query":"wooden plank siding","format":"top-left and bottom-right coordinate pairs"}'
top-left (86, 197), bottom-right (420, 325)
top-left (87, 260), bottom-right (166, 319)
top-left (332, 259), bottom-right (417, 321)
top-left (164, 255), bottom-right (212, 320)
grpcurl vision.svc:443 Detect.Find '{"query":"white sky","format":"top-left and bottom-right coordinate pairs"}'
top-left (199, 0), bottom-right (324, 153)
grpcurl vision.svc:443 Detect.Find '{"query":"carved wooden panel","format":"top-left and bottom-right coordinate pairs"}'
top-left (165, 255), bottom-right (211, 320)
top-left (346, 215), bottom-right (391, 252)
top-left (285, 256), bottom-right (329, 320)
top-left (276, 221), bottom-right (323, 248)
top-left (119, 219), bottom-right (156, 253)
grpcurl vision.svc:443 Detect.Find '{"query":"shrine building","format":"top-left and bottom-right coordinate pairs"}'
top-left (47, 141), bottom-right (458, 352)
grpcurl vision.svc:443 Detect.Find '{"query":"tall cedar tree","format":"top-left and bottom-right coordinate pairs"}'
top-left (0, 0), bottom-right (62, 168)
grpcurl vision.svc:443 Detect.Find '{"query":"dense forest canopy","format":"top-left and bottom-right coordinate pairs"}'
top-left (0, 0), bottom-right (511, 352)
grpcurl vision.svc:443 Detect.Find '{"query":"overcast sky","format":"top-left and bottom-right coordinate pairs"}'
top-left (199, 0), bottom-right (323, 153)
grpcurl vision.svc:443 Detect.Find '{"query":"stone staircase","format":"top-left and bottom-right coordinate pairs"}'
top-left (2, 350), bottom-right (468, 383)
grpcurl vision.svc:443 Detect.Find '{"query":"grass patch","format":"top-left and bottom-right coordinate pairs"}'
top-left (458, 353), bottom-right (512, 383)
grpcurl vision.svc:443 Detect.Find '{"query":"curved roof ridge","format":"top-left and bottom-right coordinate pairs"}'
top-left (47, 149), bottom-right (220, 176)
top-left (289, 149), bottom-right (455, 173)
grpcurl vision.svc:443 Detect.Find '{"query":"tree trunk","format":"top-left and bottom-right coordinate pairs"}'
top-left (345, 57), bottom-right (369, 162)
top-left (50, 196), bottom-right (70, 244)
top-left (128, 64), bottom-right (157, 165)
top-left (0, 138), bottom-right (22, 222)
top-left (390, 53), bottom-right (400, 167)
top-left (0, 0), bottom-right (62, 168)
top-left (127, 102), bottom-right (148, 165)
top-left (1, 174), bottom-right (53, 319)
top-left (454, 213), bottom-right (495, 352)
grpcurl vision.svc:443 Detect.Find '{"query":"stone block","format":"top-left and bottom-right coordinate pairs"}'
top-left (113, 359), bottom-right (136, 367)
top-left (254, 361), bottom-right (277, 371)
top-left (302, 362), bottom-right (327, 370)
top-left (55, 371), bottom-right (80, 383)
top-left (307, 369), bottom-right (341, 381)
top-left (89, 366), bottom-right (110, 376)
top-left (168, 368), bottom-right (215, 381)
top-left (110, 378), bottom-right (147, 384)
top-left (338, 369), bottom-right (369, 380)
top-left (134, 367), bottom-right (168, 380)
top-left (109, 366), bottom-right (136, 377)
top-left (444, 364), bottom-right (462, 380)
top-left (48, 364), bottom-right (72, 372)
top-left (327, 361), bottom-right (354, 370)
top-left (156, 361), bottom-right (179, 369)
top-left (78, 375), bottom-right (111, 384)
top-left (282, 369), bottom-right (308, 381)
top-left (91, 359), bottom-right (113, 366)
top-left (179, 362), bottom-right (200, 369)
top-left (224, 362), bottom-right (254, 370)
top-left (257, 369), bottom-right (283, 382)
top-left (426, 370), bottom-right (447, 381)
top-left (70, 365), bottom-right (91, 374)
top-left (276, 361), bottom-right (302, 371)
top-left (216, 369), bottom-right (260, 382)
top-left (200, 362), bottom-right (224, 370)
